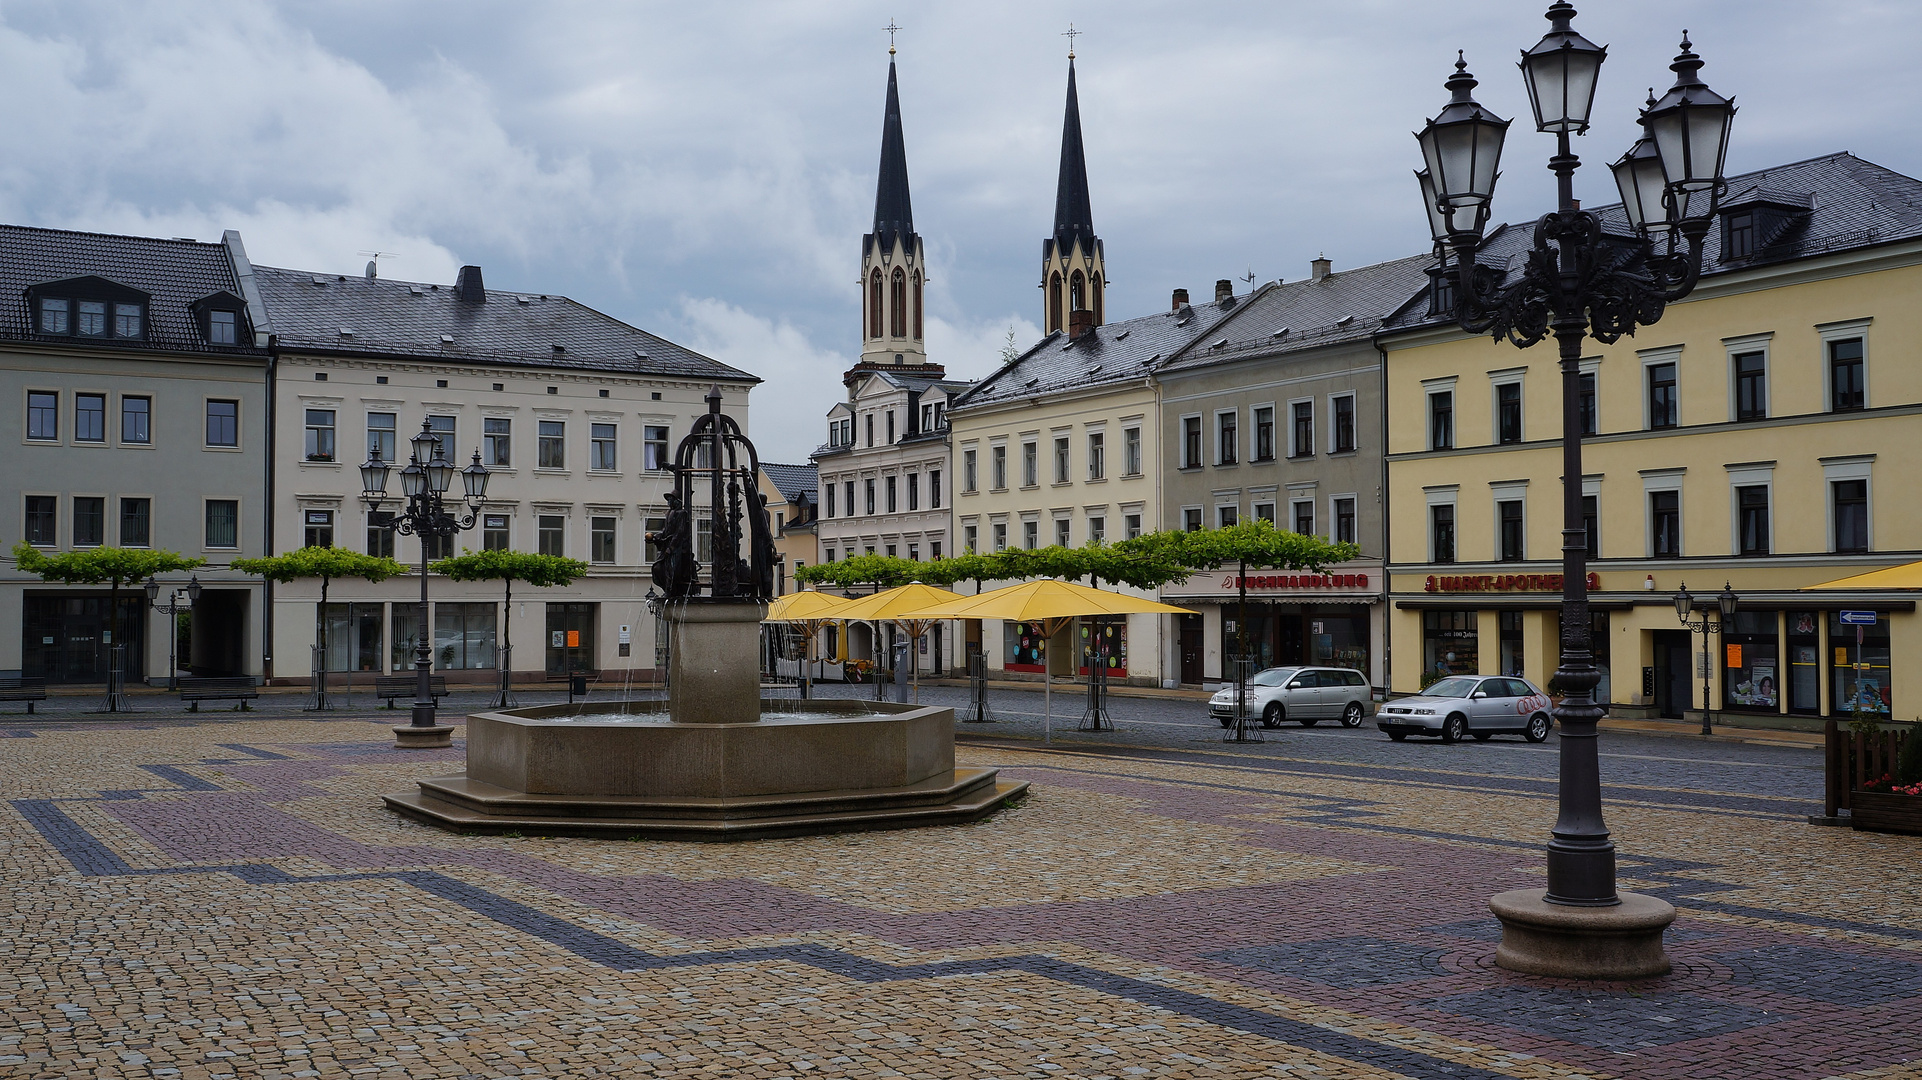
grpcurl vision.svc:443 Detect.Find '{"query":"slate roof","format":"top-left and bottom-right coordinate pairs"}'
top-left (856, 368), bottom-right (970, 396)
top-left (950, 297), bottom-right (1240, 411)
top-left (1385, 151), bottom-right (1922, 331)
top-left (762, 462), bottom-right (818, 503)
top-left (1158, 253), bottom-right (1437, 374)
top-left (0, 224), bottom-right (265, 356)
top-left (254, 265), bottom-right (755, 382)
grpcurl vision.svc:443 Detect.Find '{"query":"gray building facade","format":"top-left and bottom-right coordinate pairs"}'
top-left (1153, 258), bottom-right (1430, 689)
top-left (0, 226), bottom-right (271, 683)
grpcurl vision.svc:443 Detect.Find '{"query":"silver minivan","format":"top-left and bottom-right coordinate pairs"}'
top-left (1210, 666), bottom-right (1374, 728)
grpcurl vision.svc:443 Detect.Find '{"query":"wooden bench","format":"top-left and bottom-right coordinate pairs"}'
top-left (177, 676), bottom-right (259, 711)
top-left (0, 676), bottom-right (48, 714)
top-left (375, 674), bottom-right (449, 707)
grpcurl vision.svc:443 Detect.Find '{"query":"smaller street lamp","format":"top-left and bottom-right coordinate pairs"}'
top-left (362, 420), bottom-right (490, 747)
top-left (1675, 581), bottom-right (1739, 736)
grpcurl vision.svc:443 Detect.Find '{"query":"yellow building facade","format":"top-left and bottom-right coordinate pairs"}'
top-left (1383, 154), bottom-right (1921, 728)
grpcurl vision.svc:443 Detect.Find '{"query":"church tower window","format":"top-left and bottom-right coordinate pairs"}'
top-left (1070, 270), bottom-right (1085, 314)
top-left (890, 268), bottom-right (908, 338)
top-left (869, 269), bottom-right (883, 339)
top-left (1049, 272), bottom-right (1063, 333)
top-left (912, 271), bottom-right (923, 340)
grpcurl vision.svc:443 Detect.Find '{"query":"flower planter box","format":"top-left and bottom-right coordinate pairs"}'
top-left (1850, 790), bottom-right (1922, 836)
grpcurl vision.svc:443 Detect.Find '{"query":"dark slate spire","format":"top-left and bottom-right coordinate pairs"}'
top-left (871, 61), bottom-right (915, 250)
top-left (1052, 58), bottom-right (1095, 255)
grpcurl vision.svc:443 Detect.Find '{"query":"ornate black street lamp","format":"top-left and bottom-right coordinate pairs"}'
top-left (1675, 582), bottom-right (1739, 736)
top-left (1416, 3), bottom-right (1734, 978)
top-left (361, 421), bottom-right (491, 747)
top-left (143, 574), bottom-right (202, 691)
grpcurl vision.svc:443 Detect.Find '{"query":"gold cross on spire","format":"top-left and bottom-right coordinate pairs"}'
top-left (884, 19), bottom-right (901, 55)
top-left (1063, 23), bottom-right (1080, 59)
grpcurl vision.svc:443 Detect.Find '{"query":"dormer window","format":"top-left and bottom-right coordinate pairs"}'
top-left (190, 291), bottom-right (249, 345)
top-left (1725, 211), bottom-right (1755, 260)
top-left (30, 277), bottom-right (150, 341)
top-left (208, 310), bottom-right (237, 344)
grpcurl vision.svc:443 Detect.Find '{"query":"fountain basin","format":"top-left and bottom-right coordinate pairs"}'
top-left (383, 699), bottom-right (1028, 841)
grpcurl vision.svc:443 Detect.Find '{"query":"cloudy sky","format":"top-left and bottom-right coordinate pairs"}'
top-left (3, 1), bottom-right (1916, 461)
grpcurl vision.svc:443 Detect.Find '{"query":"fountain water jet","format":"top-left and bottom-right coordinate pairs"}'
top-left (383, 389), bottom-right (1026, 839)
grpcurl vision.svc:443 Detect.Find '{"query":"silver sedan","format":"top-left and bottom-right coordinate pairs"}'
top-left (1375, 675), bottom-right (1554, 743)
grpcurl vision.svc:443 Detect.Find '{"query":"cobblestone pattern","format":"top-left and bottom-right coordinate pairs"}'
top-left (0, 711), bottom-right (1915, 1080)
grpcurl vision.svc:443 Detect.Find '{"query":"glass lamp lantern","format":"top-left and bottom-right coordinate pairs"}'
top-left (360, 452), bottom-right (391, 499)
top-left (186, 576), bottom-right (203, 604)
top-left (1519, 2), bottom-right (1607, 134)
top-left (1717, 582), bottom-right (1739, 619)
top-left (461, 451), bottom-right (490, 501)
top-left (425, 446), bottom-right (456, 495)
top-left (400, 462), bottom-right (427, 498)
top-left (1643, 34), bottom-right (1735, 219)
top-left (144, 576), bottom-right (160, 603)
top-left (1416, 54), bottom-right (1510, 240)
top-left (1673, 583), bottom-right (1695, 623)
top-left (410, 423), bottom-right (439, 467)
top-left (1611, 129), bottom-right (1671, 238)
top-left (1416, 169), bottom-right (1452, 244)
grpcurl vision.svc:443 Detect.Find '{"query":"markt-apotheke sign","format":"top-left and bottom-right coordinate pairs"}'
top-left (1424, 572), bottom-right (1601, 593)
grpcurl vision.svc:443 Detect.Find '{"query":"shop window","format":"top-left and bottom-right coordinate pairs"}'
top-left (1787, 612), bottom-right (1821, 714)
top-left (1499, 610), bottom-right (1524, 677)
top-left (1832, 612), bottom-right (1890, 717)
top-left (1722, 611), bottom-right (1779, 712)
top-left (1422, 610), bottom-right (1478, 682)
top-left (321, 602), bottom-right (385, 673)
top-left (1079, 619), bottom-right (1128, 677)
top-left (435, 602), bottom-right (498, 669)
top-left (1005, 620), bottom-right (1050, 673)
top-left (1556, 609), bottom-right (1611, 703)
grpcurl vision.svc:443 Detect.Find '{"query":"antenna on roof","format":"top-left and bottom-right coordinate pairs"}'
top-left (1241, 267), bottom-right (1256, 292)
top-left (356, 250), bottom-right (399, 281)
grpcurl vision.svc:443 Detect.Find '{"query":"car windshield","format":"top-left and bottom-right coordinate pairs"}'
top-left (1424, 677), bottom-right (1481, 699)
top-left (1248, 667), bottom-right (1301, 687)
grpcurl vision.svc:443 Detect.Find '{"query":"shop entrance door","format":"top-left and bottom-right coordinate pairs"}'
top-left (1275, 613), bottom-right (1305, 666)
top-left (1652, 630), bottom-right (1691, 719)
top-left (545, 603), bottom-right (598, 676)
top-left (1178, 614), bottom-right (1204, 685)
top-left (22, 595), bottom-right (146, 684)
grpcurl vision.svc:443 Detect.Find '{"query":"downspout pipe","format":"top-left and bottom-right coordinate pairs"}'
top-left (1372, 331), bottom-right (1391, 699)
top-left (264, 334), bottom-right (278, 680)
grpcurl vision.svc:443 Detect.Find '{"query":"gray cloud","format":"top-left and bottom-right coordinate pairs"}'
top-left (0, 1), bottom-right (1914, 459)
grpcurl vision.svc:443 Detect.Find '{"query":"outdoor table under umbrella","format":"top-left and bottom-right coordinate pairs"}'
top-left (764, 589), bottom-right (857, 699)
top-left (902, 579), bottom-right (1196, 742)
top-left (828, 582), bottom-right (968, 702)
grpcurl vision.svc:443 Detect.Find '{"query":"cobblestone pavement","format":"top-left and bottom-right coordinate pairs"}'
top-left (2, 696), bottom-right (1913, 1080)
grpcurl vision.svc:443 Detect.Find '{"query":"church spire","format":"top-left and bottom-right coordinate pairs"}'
top-left (871, 59), bottom-right (914, 251)
top-left (1041, 41), bottom-right (1105, 336)
top-left (1052, 56), bottom-right (1094, 256)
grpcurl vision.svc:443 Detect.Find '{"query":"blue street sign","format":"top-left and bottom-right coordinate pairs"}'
top-left (1839, 610), bottom-right (1877, 626)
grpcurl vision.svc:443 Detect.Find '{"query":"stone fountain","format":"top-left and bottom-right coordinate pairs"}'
top-left (384, 389), bottom-right (1026, 840)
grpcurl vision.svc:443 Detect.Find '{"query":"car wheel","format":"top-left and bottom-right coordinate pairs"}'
top-left (1441, 714), bottom-right (1467, 743)
top-left (1387, 730), bottom-right (1408, 741)
top-left (1260, 702), bottom-right (1284, 728)
top-left (1525, 714), bottom-right (1552, 742)
top-left (1341, 702), bottom-right (1365, 728)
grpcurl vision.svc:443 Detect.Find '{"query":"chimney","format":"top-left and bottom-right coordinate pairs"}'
top-left (1215, 279), bottom-right (1233, 303)
top-left (455, 265), bottom-right (486, 303)
top-left (1069, 307), bottom-right (1094, 341)
top-left (1311, 256), bottom-right (1332, 282)
top-left (1171, 287), bottom-right (1189, 311)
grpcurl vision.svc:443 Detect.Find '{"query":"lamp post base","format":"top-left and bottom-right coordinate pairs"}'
top-left (393, 724), bottom-right (454, 749)
top-left (1489, 888), bottom-right (1675, 980)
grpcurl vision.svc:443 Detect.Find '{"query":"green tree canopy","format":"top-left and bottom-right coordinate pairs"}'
top-left (12, 543), bottom-right (205, 586)
top-left (431, 549), bottom-right (588, 587)
top-left (1123, 519), bottom-right (1359, 573)
top-left (231, 546), bottom-right (408, 585)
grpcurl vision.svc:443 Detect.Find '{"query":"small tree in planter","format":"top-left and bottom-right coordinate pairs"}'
top-left (431, 550), bottom-right (587, 707)
top-left (232, 546), bottom-right (408, 708)
top-left (12, 542), bottom-right (205, 711)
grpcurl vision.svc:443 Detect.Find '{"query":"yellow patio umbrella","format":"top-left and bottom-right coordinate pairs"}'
top-left (902, 579), bottom-right (1197, 741)
top-left (830, 582), bottom-right (968, 701)
top-left (1804, 561), bottom-right (1922, 590)
top-left (764, 590), bottom-right (856, 698)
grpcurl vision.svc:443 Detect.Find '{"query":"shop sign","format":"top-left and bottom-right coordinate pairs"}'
top-left (1218, 572), bottom-right (1370, 591)
top-left (1424, 572), bottom-right (1601, 593)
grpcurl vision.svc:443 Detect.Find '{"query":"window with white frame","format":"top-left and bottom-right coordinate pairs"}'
top-left (1022, 519), bottom-right (1038, 549)
top-left (643, 425), bottom-right (669, 470)
top-left (1216, 503), bottom-right (1238, 528)
top-left (1180, 416), bottom-right (1202, 468)
top-left (964, 447), bottom-right (979, 492)
top-left (1124, 512), bottom-right (1143, 539)
top-left (1021, 441), bottom-right (1038, 487)
top-left (1054, 517), bottom-right (1071, 546)
top-left (1253, 405), bottom-right (1275, 461)
top-left (1426, 487), bottom-right (1458, 564)
top-left (1123, 426), bottom-right (1142, 475)
top-left (1253, 500), bottom-right (1276, 523)
top-left (1087, 515), bottom-right (1105, 543)
top-left (1638, 346), bottom-right (1681, 431)
top-left (1818, 319), bottom-right (1871, 414)
top-left (1727, 464), bottom-right (1773, 557)
top-left (1824, 456), bottom-right (1873, 553)
top-left (1424, 378), bottom-right (1457, 451)
top-left (1330, 394), bottom-right (1356, 453)
top-left (1291, 499), bottom-right (1315, 536)
top-left (1183, 507), bottom-right (1202, 532)
top-left (590, 423), bottom-right (617, 470)
top-left (1087, 431), bottom-right (1105, 479)
top-left (1216, 409), bottom-right (1238, 465)
top-left (1332, 496), bottom-right (1356, 545)
top-left (992, 522), bottom-right (1007, 552)
top-left (1491, 370), bottom-right (1524, 444)
top-left (1289, 400), bottom-right (1314, 457)
top-left (1724, 333), bottom-right (1771, 422)
top-left (1053, 434), bottom-right (1070, 484)
top-left (1643, 470), bottom-right (1684, 558)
